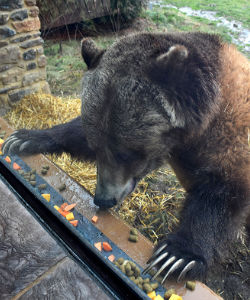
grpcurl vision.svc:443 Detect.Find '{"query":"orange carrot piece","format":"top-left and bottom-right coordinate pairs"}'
top-left (69, 220), bottom-right (78, 227)
top-left (5, 156), bottom-right (11, 163)
top-left (92, 215), bottom-right (98, 223)
top-left (60, 202), bottom-right (68, 211)
top-left (58, 209), bottom-right (70, 217)
top-left (103, 242), bottom-right (112, 252)
top-left (94, 242), bottom-right (102, 252)
top-left (13, 162), bottom-right (21, 170)
top-left (64, 203), bottom-right (77, 211)
top-left (108, 254), bottom-right (115, 262)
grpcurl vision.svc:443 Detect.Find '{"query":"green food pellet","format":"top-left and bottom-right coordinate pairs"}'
top-left (114, 262), bottom-right (120, 267)
top-left (18, 170), bottom-right (24, 175)
top-left (129, 261), bottom-right (136, 270)
top-left (131, 228), bottom-right (138, 235)
top-left (41, 169), bottom-right (47, 175)
top-left (120, 265), bottom-right (126, 274)
top-left (134, 266), bottom-right (140, 278)
top-left (23, 176), bottom-right (30, 180)
top-left (25, 178), bottom-right (29, 182)
top-left (186, 281), bottom-right (196, 290)
top-left (137, 277), bottom-right (143, 284)
top-left (38, 184), bottom-right (46, 190)
top-left (164, 289), bottom-right (175, 298)
top-left (59, 183), bottom-right (66, 191)
top-left (129, 234), bottom-right (138, 243)
top-left (30, 174), bottom-right (36, 181)
top-left (127, 271), bottom-right (134, 277)
top-left (30, 181), bottom-right (37, 186)
top-left (137, 284), bottom-right (143, 290)
top-left (30, 168), bottom-right (36, 174)
top-left (134, 278), bottom-right (139, 285)
top-left (129, 276), bottom-right (135, 282)
top-left (143, 284), bottom-right (153, 294)
top-left (143, 278), bottom-right (150, 284)
top-left (150, 282), bottom-right (159, 290)
top-left (116, 257), bottom-right (124, 265)
top-left (148, 269), bottom-right (157, 277)
top-left (43, 165), bottom-right (50, 170)
top-left (0, 135), bottom-right (4, 139)
top-left (1, 131), bottom-right (6, 135)
top-left (24, 172), bottom-right (30, 176)
top-left (125, 263), bottom-right (131, 272)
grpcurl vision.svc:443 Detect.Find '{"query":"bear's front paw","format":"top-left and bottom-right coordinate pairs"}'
top-left (2, 129), bottom-right (39, 155)
top-left (142, 239), bottom-right (207, 283)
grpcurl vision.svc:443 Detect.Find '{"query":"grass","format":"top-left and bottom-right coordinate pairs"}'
top-left (44, 41), bottom-right (86, 97)
top-left (160, 0), bottom-right (250, 29)
top-left (140, 6), bottom-right (234, 42)
top-left (44, 36), bottom-right (116, 97)
top-left (44, 2), bottom-right (250, 97)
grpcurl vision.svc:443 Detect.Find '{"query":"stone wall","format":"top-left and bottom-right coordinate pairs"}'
top-left (0, 0), bottom-right (50, 116)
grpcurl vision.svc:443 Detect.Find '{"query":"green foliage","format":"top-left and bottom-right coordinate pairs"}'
top-left (110, 0), bottom-right (147, 21)
top-left (44, 41), bottom-right (87, 97)
top-left (161, 0), bottom-right (250, 29)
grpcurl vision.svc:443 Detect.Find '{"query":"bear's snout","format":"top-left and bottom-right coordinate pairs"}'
top-left (94, 196), bottom-right (117, 209)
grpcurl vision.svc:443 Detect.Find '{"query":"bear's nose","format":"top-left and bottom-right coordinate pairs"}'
top-left (94, 196), bottom-right (117, 209)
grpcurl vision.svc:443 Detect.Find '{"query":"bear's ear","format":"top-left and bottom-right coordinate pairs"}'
top-left (157, 45), bottom-right (188, 68)
top-left (81, 38), bottom-right (105, 69)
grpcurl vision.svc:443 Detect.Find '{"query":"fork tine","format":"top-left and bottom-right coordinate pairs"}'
top-left (142, 252), bottom-right (169, 275)
top-left (146, 244), bottom-right (168, 265)
top-left (151, 256), bottom-right (176, 281)
top-left (161, 258), bottom-right (185, 284)
top-left (177, 260), bottom-right (196, 283)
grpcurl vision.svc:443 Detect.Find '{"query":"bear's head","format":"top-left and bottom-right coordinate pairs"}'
top-left (80, 33), bottom-right (220, 209)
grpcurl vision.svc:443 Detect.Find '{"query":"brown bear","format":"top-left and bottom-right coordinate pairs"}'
top-left (3, 32), bottom-right (250, 283)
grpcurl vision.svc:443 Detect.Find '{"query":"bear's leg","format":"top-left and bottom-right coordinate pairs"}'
top-left (143, 180), bottom-right (246, 282)
top-left (2, 116), bottom-right (96, 161)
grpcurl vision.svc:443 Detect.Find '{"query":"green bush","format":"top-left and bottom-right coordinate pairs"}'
top-left (111, 0), bottom-right (148, 21)
top-left (94, 0), bottom-right (148, 28)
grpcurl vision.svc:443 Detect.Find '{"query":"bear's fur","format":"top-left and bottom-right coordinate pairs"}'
top-left (3, 32), bottom-right (250, 281)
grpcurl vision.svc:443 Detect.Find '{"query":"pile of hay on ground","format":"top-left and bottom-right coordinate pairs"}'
top-left (4, 93), bottom-right (185, 244)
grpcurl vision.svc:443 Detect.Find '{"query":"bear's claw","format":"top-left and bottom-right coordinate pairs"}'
top-left (2, 133), bottom-right (30, 155)
top-left (176, 260), bottom-right (196, 283)
top-left (143, 244), bottom-right (197, 283)
top-left (146, 244), bottom-right (168, 265)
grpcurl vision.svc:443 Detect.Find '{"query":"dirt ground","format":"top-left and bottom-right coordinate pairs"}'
top-left (42, 17), bottom-right (250, 300)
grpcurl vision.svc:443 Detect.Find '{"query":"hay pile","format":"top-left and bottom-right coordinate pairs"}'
top-left (4, 93), bottom-right (185, 244)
